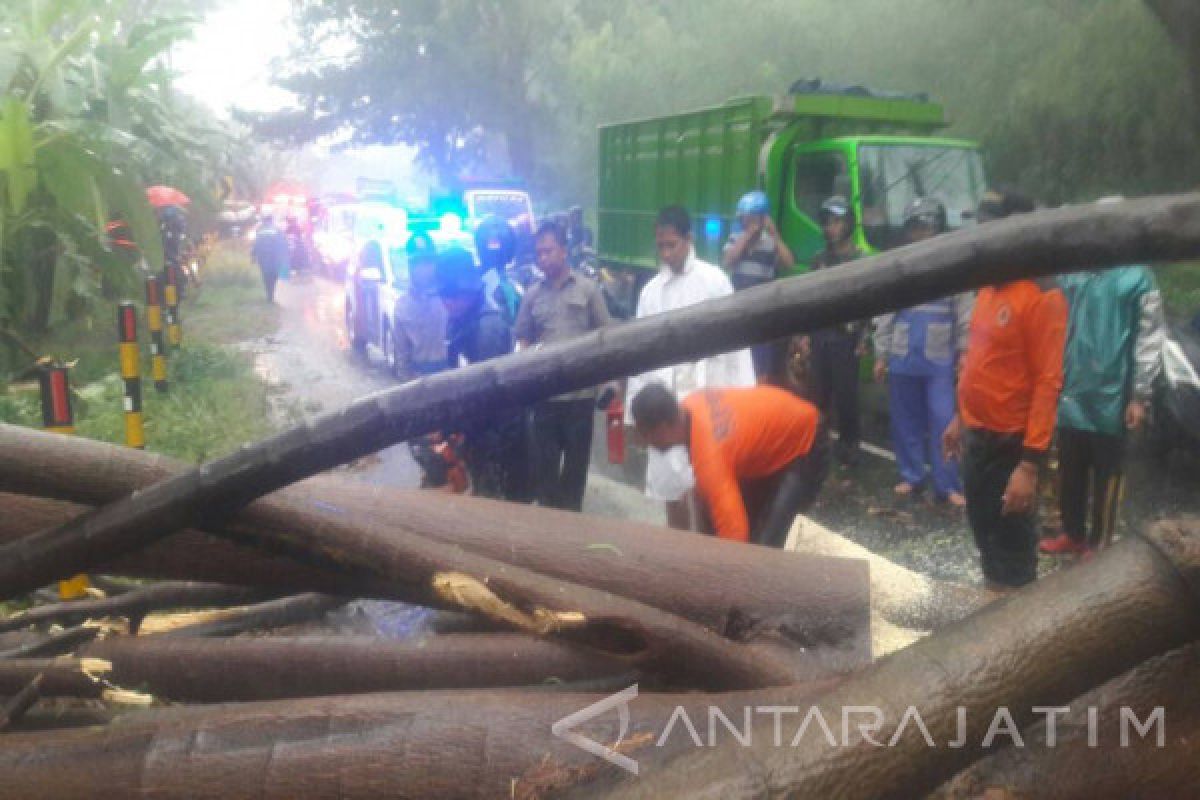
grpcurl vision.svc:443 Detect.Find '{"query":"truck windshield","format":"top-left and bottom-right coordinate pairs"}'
top-left (857, 144), bottom-right (986, 250)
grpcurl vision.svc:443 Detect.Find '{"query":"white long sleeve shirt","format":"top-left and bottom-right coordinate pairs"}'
top-left (626, 252), bottom-right (756, 501)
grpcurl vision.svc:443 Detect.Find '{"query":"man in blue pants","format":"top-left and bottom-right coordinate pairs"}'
top-left (873, 198), bottom-right (973, 505)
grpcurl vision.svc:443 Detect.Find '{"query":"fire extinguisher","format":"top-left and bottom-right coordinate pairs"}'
top-left (603, 389), bottom-right (625, 465)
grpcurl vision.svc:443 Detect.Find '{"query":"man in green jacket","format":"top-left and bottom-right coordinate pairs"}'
top-left (1040, 260), bottom-right (1165, 555)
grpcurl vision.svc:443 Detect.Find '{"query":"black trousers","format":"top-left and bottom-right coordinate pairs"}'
top-left (531, 398), bottom-right (595, 512)
top-left (463, 413), bottom-right (529, 503)
top-left (744, 427), bottom-right (831, 549)
top-left (259, 265), bottom-right (279, 302)
top-left (962, 428), bottom-right (1039, 588)
top-left (810, 331), bottom-right (861, 463)
top-left (1058, 426), bottom-right (1126, 548)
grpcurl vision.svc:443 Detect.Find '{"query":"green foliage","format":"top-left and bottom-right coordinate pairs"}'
top-left (1157, 262), bottom-right (1200, 319)
top-left (0, 0), bottom-right (247, 351)
top-left (0, 276), bottom-right (278, 464)
top-left (267, 0), bottom-right (1199, 209)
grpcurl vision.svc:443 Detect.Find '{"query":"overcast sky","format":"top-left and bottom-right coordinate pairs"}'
top-left (172, 0), bottom-right (296, 116)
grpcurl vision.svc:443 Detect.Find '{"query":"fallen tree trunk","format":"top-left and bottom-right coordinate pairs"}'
top-left (0, 658), bottom-right (113, 700)
top-left (2, 195), bottom-right (1197, 602)
top-left (0, 491), bottom-right (814, 690)
top-left (0, 493), bottom-right (402, 598)
top-left (141, 593), bottom-right (344, 637)
top-left (0, 581), bottom-right (281, 634)
top-left (0, 427), bottom-right (873, 664)
top-left (0, 624), bottom-right (109, 660)
top-left (0, 673), bottom-right (44, 731)
top-left (567, 518), bottom-right (1200, 799)
top-left (65, 634), bottom-right (630, 702)
top-left (0, 682), bottom-right (839, 799)
top-left (933, 641), bottom-right (1200, 799)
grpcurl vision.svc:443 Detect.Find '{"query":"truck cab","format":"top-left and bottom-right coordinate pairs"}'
top-left (596, 83), bottom-right (987, 316)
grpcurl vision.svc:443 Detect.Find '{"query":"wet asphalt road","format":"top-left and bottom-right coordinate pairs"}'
top-left (248, 274), bottom-right (1200, 586)
top-left (245, 274), bottom-right (664, 524)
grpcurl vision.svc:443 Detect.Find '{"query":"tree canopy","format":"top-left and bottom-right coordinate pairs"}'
top-left (258, 1), bottom-right (1200, 207)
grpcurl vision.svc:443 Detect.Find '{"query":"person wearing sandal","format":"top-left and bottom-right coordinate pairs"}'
top-left (873, 197), bottom-right (973, 507)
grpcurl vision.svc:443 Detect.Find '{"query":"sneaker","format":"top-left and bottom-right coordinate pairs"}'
top-left (1039, 533), bottom-right (1088, 555)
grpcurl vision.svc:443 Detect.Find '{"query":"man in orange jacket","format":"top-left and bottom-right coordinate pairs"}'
top-left (631, 383), bottom-right (828, 547)
top-left (943, 187), bottom-right (1068, 591)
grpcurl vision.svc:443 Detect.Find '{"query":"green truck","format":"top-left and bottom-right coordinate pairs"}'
top-left (596, 83), bottom-right (987, 316)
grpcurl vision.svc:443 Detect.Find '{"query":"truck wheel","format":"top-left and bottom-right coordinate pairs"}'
top-left (347, 300), bottom-right (367, 355)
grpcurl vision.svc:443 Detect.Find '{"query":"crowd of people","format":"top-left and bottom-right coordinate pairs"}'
top-left (630, 187), bottom-right (1165, 594)
top-left (257, 185), bottom-right (1167, 596)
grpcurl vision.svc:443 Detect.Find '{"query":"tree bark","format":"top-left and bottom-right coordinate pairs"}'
top-left (142, 593), bottom-right (345, 638)
top-left (933, 641), bottom-right (1200, 799)
top-left (0, 682), bottom-right (840, 799)
top-left (0, 625), bottom-right (104, 660)
top-left (2, 195), bottom-right (1198, 602)
top-left (566, 519), bottom-right (1200, 799)
top-left (0, 426), bottom-right (874, 676)
top-left (0, 673), bottom-right (44, 731)
top-left (62, 634), bottom-right (629, 702)
top-left (0, 581), bottom-right (281, 634)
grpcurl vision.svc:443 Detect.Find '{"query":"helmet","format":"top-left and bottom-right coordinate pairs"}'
top-left (903, 197), bottom-right (947, 233)
top-left (976, 186), bottom-right (1035, 222)
top-left (473, 214), bottom-right (516, 270)
top-left (736, 190), bottom-right (770, 217)
top-left (405, 231), bottom-right (437, 264)
top-left (436, 247), bottom-right (483, 297)
top-left (818, 195), bottom-right (855, 238)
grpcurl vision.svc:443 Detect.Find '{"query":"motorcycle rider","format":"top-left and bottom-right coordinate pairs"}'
top-left (721, 190), bottom-right (795, 383)
top-left (473, 214), bottom-right (522, 326)
top-left (437, 246), bottom-right (528, 501)
top-left (873, 197), bottom-right (972, 505)
top-left (391, 232), bottom-right (448, 383)
top-left (802, 195), bottom-right (867, 469)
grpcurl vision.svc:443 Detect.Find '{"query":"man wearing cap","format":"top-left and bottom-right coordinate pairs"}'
top-left (873, 197), bottom-right (973, 506)
top-left (943, 187), bottom-right (1068, 591)
top-left (390, 232), bottom-right (448, 383)
top-left (801, 195), bottom-right (867, 469)
top-left (722, 190), bottom-right (796, 383)
top-left (515, 221), bottom-right (612, 511)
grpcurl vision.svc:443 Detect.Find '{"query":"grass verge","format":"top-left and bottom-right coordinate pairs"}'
top-left (0, 241), bottom-right (279, 463)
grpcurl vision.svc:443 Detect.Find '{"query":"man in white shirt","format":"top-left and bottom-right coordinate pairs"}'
top-left (625, 205), bottom-right (756, 530)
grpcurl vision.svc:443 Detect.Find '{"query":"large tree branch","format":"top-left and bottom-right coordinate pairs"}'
top-left (0, 195), bottom-right (1198, 604)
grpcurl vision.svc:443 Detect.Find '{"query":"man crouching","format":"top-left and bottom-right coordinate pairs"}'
top-left (631, 383), bottom-right (828, 547)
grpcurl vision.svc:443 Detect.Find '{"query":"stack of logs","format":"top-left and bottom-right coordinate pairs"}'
top-left (1, 195), bottom-right (1200, 798)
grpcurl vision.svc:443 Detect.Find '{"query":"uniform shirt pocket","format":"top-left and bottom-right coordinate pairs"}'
top-left (925, 322), bottom-right (953, 364)
top-left (891, 321), bottom-right (910, 357)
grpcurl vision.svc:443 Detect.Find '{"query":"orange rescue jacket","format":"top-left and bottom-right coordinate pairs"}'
top-left (957, 278), bottom-right (1068, 459)
top-left (683, 387), bottom-right (820, 541)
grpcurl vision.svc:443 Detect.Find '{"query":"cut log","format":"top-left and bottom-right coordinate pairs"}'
top-left (0, 427), bottom-right (875, 670)
top-left (0, 681), bottom-right (840, 799)
top-left (933, 641), bottom-right (1200, 799)
top-left (0, 624), bottom-right (109, 660)
top-left (1, 195), bottom-right (1197, 603)
top-left (140, 593), bottom-right (344, 637)
top-left (0, 581), bottom-right (281, 634)
top-left (0, 657), bottom-right (113, 700)
top-left (566, 518), bottom-right (1200, 799)
top-left (0, 673), bottom-right (44, 731)
top-left (0, 493), bottom-right (402, 598)
top-left (67, 634), bottom-right (631, 701)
